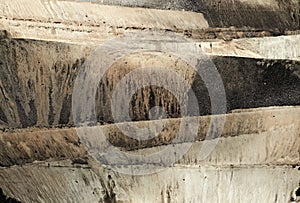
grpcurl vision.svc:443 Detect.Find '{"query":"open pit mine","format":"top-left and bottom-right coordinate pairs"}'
top-left (0, 0), bottom-right (299, 202)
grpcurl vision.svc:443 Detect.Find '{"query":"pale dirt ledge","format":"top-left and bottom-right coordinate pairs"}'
top-left (0, 0), bottom-right (208, 29)
top-left (0, 0), bottom-right (208, 43)
top-left (0, 0), bottom-right (299, 43)
top-left (0, 159), bottom-right (299, 203)
top-left (0, 19), bottom-right (289, 44)
top-left (0, 106), bottom-right (299, 167)
top-left (20, 0), bottom-right (300, 30)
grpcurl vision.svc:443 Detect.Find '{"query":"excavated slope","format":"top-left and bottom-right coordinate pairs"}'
top-left (0, 0), bottom-right (299, 203)
top-left (63, 0), bottom-right (300, 29)
top-left (0, 36), bottom-right (299, 129)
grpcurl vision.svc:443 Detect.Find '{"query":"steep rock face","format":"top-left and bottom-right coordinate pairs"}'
top-left (0, 36), bottom-right (299, 128)
top-left (0, 159), bottom-right (299, 203)
top-left (0, 106), bottom-right (299, 203)
top-left (0, 128), bottom-right (86, 167)
top-left (0, 1), bottom-right (299, 202)
top-left (194, 0), bottom-right (299, 29)
top-left (0, 0), bottom-right (299, 43)
top-left (0, 37), bottom-right (89, 128)
top-left (69, 0), bottom-right (300, 30)
top-left (1, 107), bottom-right (299, 166)
top-left (234, 35), bottom-right (300, 60)
top-left (96, 52), bottom-right (300, 123)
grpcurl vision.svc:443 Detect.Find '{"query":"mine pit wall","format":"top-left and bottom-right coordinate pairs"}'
top-left (0, 36), bottom-right (299, 202)
top-left (0, 35), bottom-right (299, 202)
top-left (0, 106), bottom-right (299, 202)
top-left (0, 0), bottom-right (299, 202)
top-left (0, 161), bottom-right (299, 203)
top-left (232, 35), bottom-right (300, 60)
top-left (0, 107), bottom-right (299, 167)
top-left (0, 0), bottom-right (299, 43)
top-left (63, 0), bottom-right (300, 30)
top-left (0, 36), bottom-right (299, 129)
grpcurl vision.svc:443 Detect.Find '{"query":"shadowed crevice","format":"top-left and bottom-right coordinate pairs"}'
top-left (0, 188), bottom-right (22, 203)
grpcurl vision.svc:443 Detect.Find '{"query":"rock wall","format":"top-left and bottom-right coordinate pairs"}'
top-left (71, 0), bottom-right (300, 30)
top-left (0, 106), bottom-right (299, 202)
top-left (0, 0), bottom-right (299, 43)
top-left (0, 36), bottom-right (299, 128)
top-left (0, 0), bottom-right (299, 203)
top-left (0, 160), bottom-right (299, 203)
